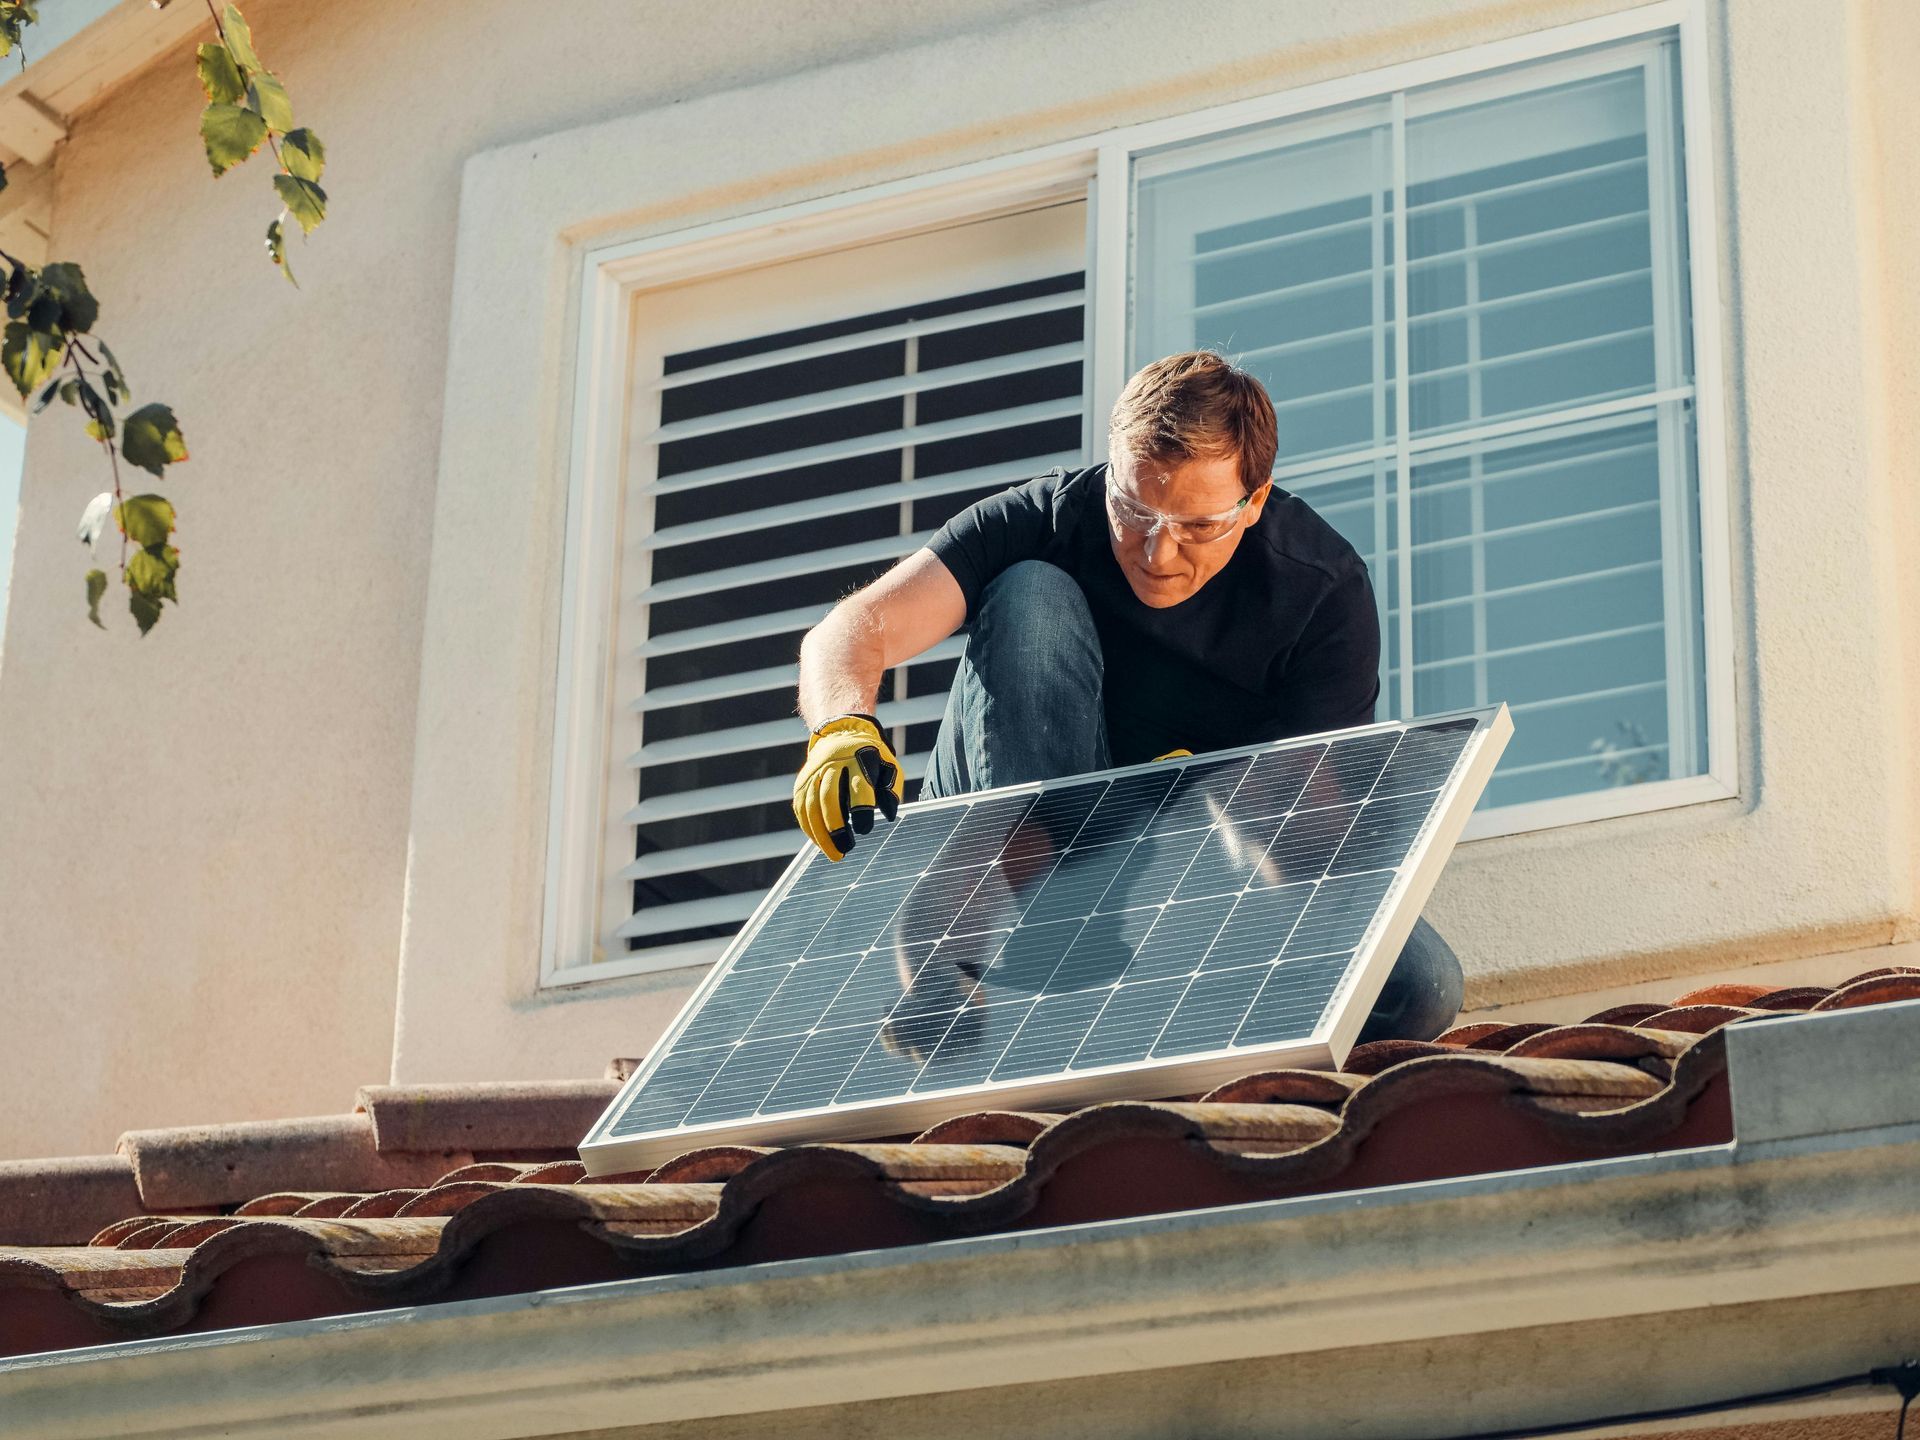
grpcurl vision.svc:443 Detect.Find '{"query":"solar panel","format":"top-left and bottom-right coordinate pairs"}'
top-left (580, 705), bottom-right (1511, 1175)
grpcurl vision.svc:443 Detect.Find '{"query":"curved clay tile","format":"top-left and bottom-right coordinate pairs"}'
top-left (1341, 1039), bottom-right (1460, 1074)
top-left (642, 1146), bottom-right (777, 1184)
top-left (1431, 1022), bottom-right (1509, 1047)
top-left (1746, 986), bottom-right (1832, 1011)
top-left (1504, 1024), bottom-right (1693, 1063)
top-left (1582, 1001), bottom-right (1669, 1026)
top-left (1811, 972), bottom-right (1920, 1009)
top-left (913, 1112), bottom-right (1060, 1146)
top-left (1199, 1070), bottom-right (1365, 1106)
top-left (1671, 982), bottom-right (1774, 1007)
top-left (1634, 1003), bottom-right (1766, 1034)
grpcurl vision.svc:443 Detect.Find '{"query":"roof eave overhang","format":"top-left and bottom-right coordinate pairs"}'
top-left (0, 0), bottom-right (208, 264)
top-left (3, 1002), bottom-right (1918, 1440)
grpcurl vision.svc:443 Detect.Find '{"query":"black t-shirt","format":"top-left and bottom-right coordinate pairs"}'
top-left (926, 462), bottom-right (1381, 766)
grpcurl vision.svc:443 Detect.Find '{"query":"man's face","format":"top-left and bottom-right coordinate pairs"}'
top-left (1105, 448), bottom-right (1271, 608)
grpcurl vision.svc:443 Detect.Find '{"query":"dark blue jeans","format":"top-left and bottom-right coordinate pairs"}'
top-left (921, 560), bottom-right (1463, 1046)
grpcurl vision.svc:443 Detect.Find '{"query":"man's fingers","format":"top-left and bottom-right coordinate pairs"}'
top-left (799, 769), bottom-right (847, 861)
top-left (822, 766), bottom-right (854, 857)
top-left (856, 746), bottom-right (901, 821)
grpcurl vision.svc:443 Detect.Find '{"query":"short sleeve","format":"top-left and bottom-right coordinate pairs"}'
top-left (925, 468), bottom-right (1064, 620)
top-left (1271, 562), bottom-right (1383, 734)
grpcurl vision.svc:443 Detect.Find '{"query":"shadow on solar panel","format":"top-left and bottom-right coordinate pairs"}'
top-left (581, 704), bottom-right (1511, 1175)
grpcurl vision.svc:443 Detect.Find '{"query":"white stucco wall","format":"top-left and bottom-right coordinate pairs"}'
top-left (0, 0), bottom-right (1094, 1160)
top-left (0, 0), bottom-right (1914, 1154)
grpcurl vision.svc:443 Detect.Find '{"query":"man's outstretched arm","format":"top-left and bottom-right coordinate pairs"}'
top-left (797, 547), bottom-right (968, 729)
top-left (791, 548), bottom-right (968, 860)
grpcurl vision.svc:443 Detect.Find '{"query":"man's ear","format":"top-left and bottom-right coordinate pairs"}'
top-left (1242, 479), bottom-right (1275, 525)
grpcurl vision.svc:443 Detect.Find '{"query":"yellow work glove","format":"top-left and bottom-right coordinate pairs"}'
top-left (1152, 748), bottom-right (1193, 762)
top-left (793, 713), bottom-right (902, 862)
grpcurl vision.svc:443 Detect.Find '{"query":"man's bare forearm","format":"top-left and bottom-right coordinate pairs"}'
top-left (795, 549), bottom-right (971, 733)
top-left (797, 601), bottom-right (888, 731)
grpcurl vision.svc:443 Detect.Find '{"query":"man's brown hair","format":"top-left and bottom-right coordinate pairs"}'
top-left (1106, 348), bottom-right (1278, 495)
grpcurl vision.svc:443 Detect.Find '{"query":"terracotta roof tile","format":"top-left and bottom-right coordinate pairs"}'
top-left (354, 1081), bottom-right (619, 1152)
top-left (1, 964), bottom-right (1910, 1358)
top-left (118, 1114), bottom-right (466, 1209)
top-left (0, 1155), bottom-right (145, 1248)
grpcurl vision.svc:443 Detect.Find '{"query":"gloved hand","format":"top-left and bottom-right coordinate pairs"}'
top-left (1152, 748), bottom-right (1193, 762)
top-left (793, 713), bottom-right (902, 861)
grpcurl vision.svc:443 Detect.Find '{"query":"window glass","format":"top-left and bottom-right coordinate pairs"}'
top-left (1131, 35), bottom-right (1706, 808)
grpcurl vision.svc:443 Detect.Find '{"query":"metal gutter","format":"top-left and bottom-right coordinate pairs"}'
top-left (2, 1002), bottom-right (1916, 1440)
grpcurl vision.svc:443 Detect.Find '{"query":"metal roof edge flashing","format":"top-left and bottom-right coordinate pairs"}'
top-left (1725, 997), bottom-right (1920, 1147)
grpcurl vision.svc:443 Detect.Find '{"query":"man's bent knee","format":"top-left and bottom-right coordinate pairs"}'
top-left (971, 561), bottom-right (1101, 695)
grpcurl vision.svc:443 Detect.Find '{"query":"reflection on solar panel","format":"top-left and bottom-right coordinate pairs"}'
top-left (580, 706), bottom-right (1511, 1174)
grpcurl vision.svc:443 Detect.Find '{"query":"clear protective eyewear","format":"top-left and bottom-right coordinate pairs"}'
top-left (1104, 478), bottom-right (1263, 545)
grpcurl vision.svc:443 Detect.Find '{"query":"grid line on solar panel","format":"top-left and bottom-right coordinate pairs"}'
top-left (601, 713), bottom-right (1486, 1144)
top-left (856, 805), bottom-right (967, 884)
top-left (1148, 754), bottom-right (1254, 834)
top-left (1330, 790), bottom-right (1441, 876)
top-left (1069, 977), bottom-right (1191, 1070)
top-left (931, 790), bottom-right (1040, 869)
top-left (910, 999), bottom-right (1036, 1092)
top-left (1119, 894), bottom-right (1237, 983)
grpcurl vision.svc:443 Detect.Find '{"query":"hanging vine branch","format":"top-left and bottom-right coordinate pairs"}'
top-left (1, 257), bottom-right (188, 634)
top-left (195, 2), bottom-right (328, 285)
top-left (0, 0), bottom-right (334, 634)
top-left (0, 0), bottom-right (36, 67)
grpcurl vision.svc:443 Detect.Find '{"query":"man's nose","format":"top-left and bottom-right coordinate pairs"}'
top-left (1145, 524), bottom-right (1182, 568)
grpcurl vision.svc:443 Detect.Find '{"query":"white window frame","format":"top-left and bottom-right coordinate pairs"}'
top-left (540, 0), bottom-right (1735, 990)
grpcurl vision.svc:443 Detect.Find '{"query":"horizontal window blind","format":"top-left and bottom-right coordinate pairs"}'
top-left (619, 263), bottom-right (1088, 953)
top-left (1132, 33), bottom-right (1705, 809)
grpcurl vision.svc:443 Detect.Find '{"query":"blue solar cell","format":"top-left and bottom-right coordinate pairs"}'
top-left (758, 1024), bottom-right (878, 1114)
top-left (1071, 978), bottom-right (1188, 1069)
top-left (1072, 769), bottom-right (1178, 848)
top-left (910, 1000), bottom-right (1035, 1093)
top-left (989, 989), bottom-right (1109, 1082)
top-left (1095, 827), bottom-right (1211, 913)
top-left (1121, 895), bottom-right (1237, 983)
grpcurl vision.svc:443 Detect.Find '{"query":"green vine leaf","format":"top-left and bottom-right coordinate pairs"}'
top-left (37, 262), bottom-right (97, 333)
top-left (116, 494), bottom-right (175, 547)
top-left (220, 4), bottom-right (262, 75)
top-left (281, 128), bottom-right (324, 182)
top-left (272, 173), bottom-right (326, 234)
top-left (1, 318), bottom-right (61, 396)
top-left (84, 415), bottom-right (112, 442)
top-left (99, 340), bottom-right (129, 401)
top-left (265, 216), bottom-right (297, 288)
top-left (121, 404), bottom-right (188, 476)
top-left (30, 373), bottom-right (58, 412)
top-left (129, 589), bottom-right (164, 636)
top-left (127, 543), bottom-right (180, 601)
top-left (196, 41), bottom-right (245, 104)
top-left (201, 102), bottom-right (267, 176)
top-left (85, 568), bottom-right (107, 629)
top-left (245, 73), bottom-right (292, 134)
top-left (0, 0), bottom-right (36, 59)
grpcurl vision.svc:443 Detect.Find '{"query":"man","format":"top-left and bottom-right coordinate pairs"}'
top-left (790, 349), bottom-right (1462, 1044)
